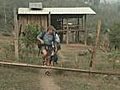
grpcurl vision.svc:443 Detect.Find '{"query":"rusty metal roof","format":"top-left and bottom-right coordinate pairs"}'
top-left (18, 7), bottom-right (96, 15)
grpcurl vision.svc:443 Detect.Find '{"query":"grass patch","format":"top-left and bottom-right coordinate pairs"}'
top-left (53, 71), bottom-right (120, 90)
top-left (0, 37), bottom-right (120, 90)
top-left (0, 66), bottom-right (41, 90)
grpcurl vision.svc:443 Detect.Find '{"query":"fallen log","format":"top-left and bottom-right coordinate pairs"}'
top-left (0, 61), bottom-right (120, 76)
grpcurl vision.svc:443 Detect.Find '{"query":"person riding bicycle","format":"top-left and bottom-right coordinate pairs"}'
top-left (37, 25), bottom-right (60, 66)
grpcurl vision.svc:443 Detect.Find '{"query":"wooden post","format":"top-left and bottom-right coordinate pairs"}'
top-left (81, 16), bottom-right (84, 43)
top-left (82, 16), bottom-right (84, 30)
top-left (14, 8), bottom-right (19, 60)
top-left (90, 20), bottom-right (102, 69)
top-left (61, 18), bottom-right (63, 30)
top-left (59, 18), bottom-right (64, 43)
top-left (77, 17), bottom-right (80, 43)
top-left (84, 15), bottom-right (87, 45)
top-left (66, 18), bottom-right (69, 44)
top-left (3, 0), bottom-right (7, 32)
top-left (48, 12), bottom-right (51, 26)
top-left (61, 18), bottom-right (64, 43)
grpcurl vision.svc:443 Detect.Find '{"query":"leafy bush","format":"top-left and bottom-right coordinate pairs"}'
top-left (21, 24), bottom-right (41, 48)
top-left (109, 23), bottom-right (120, 50)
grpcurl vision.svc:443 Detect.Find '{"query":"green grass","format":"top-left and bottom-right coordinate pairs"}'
top-left (0, 66), bottom-right (41, 90)
top-left (53, 71), bottom-right (120, 90)
top-left (0, 38), bottom-right (119, 71)
top-left (0, 42), bottom-right (15, 61)
top-left (59, 45), bottom-right (120, 71)
top-left (0, 66), bottom-right (120, 90)
top-left (0, 37), bottom-right (120, 90)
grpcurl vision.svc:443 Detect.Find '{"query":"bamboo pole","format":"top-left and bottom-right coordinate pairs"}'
top-left (14, 8), bottom-right (19, 60)
top-left (82, 16), bottom-right (84, 30)
top-left (90, 20), bottom-right (102, 69)
top-left (48, 12), bottom-right (51, 26)
top-left (77, 17), bottom-right (80, 43)
top-left (66, 18), bottom-right (69, 44)
top-left (84, 15), bottom-right (87, 46)
top-left (0, 61), bottom-right (120, 76)
top-left (4, 0), bottom-right (7, 32)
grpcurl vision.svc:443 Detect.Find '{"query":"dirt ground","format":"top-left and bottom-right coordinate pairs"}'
top-left (39, 70), bottom-right (60, 90)
top-left (0, 35), bottom-right (120, 90)
top-left (0, 66), bottom-right (120, 90)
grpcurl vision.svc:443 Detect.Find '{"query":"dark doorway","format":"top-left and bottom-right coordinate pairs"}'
top-left (51, 15), bottom-right (64, 43)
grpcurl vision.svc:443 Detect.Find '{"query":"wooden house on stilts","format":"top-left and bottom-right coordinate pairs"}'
top-left (17, 3), bottom-right (96, 45)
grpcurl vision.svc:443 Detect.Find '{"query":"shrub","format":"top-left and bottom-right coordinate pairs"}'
top-left (109, 23), bottom-right (120, 50)
top-left (21, 24), bottom-right (41, 48)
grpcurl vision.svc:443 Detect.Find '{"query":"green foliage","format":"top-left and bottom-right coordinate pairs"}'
top-left (0, 43), bottom-right (15, 60)
top-left (109, 23), bottom-right (120, 49)
top-left (107, 51), bottom-right (120, 59)
top-left (0, 67), bottom-right (41, 90)
top-left (21, 24), bottom-right (40, 48)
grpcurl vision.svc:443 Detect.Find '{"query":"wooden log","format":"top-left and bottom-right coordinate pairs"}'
top-left (77, 17), bottom-right (80, 43)
top-left (48, 12), bottom-right (51, 26)
top-left (56, 29), bottom-right (85, 32)
top-left (84, 15), bottom-right (87, 45)
top-left (14, 8), bottom-right (19, 60)
top-left (66, 18), bottom-right (69, 44)
top-left (90, 20), bottom-right (102, 69)
top-left (0, 61), bottom-right (120, 76)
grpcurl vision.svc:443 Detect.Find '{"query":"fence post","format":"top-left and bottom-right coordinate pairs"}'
top-left (48, 12), bottom-right (51, 26)
top-left (14, 8), bottom-right (19, 60)
top-left (66, 18), bottom-right (69, 44)
top-left (84, 15), bottom-right (87, 46)
top-left (90, 20), bottom-right (102, 70)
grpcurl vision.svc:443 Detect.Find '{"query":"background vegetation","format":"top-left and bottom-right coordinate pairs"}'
top-left (0, 0), bottom-right (120, 90)
top-left (0, 0), bottom-right (120, 47)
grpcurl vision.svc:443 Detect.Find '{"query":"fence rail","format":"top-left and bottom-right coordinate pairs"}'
top-left (0, 61), bottom-right (120, 76)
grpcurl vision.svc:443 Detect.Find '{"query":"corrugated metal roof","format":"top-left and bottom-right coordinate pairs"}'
top-left (18, 7), bottom-right (96, 15)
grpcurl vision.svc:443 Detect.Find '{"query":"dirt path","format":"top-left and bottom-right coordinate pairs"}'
top-left (39, 70), bottom-right (60, 90)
